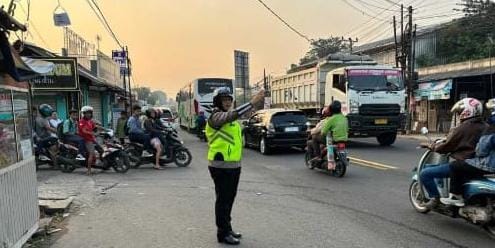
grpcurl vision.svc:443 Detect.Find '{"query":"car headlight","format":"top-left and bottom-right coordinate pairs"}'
top-left (349, 100), bottom-right (359, 114)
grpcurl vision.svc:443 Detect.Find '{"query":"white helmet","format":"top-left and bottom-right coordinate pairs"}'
top-left (81, 106), bottom-right (94, 113)
top-left (451, 98), bottom-right (482, 121)
top-left (486, 98), bottom-right (495, 111)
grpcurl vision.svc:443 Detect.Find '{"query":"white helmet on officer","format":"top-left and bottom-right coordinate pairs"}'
top-left (451, 98), bottom-right (482, 121)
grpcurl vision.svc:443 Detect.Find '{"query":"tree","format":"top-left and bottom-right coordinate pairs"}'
top-left (299, 37), bottom-right (348, 65)
top-left (148, 90), bottom-right (168, 105)
top-left (134, 87), bottom-right (151, 101)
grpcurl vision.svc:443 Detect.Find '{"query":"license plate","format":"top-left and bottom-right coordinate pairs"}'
top-left (375, 119), bottom-right (388, 125)
top-left (285, 127), bottom-right (299, 132)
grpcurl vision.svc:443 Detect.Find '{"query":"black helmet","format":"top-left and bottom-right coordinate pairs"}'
top-left (145, 108), bottom-right (155, 118)
top-left (38, 104), bottom-right (54, 118)
top-left (213, 87), bottom-right (233, 109)
top-left (331, 100), bottom-right (342, 114)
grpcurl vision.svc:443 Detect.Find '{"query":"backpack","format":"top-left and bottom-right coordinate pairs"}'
top-left (57, 119), bottom-right (73, 139)
top-left (57, 121), bottom-right (65, 138)
top-left (124, 120), bottom-right (130, 136)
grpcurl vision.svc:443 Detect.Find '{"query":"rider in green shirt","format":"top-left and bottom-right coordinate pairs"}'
top-left (321, 100), bottom-right (349, 143)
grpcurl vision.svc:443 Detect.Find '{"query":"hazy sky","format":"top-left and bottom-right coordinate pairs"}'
top-left (9, 0), bottom-right (457, 96)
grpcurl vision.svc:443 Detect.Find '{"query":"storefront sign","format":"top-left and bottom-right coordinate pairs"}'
top-left (414, 79), bottom-right (452, 101)
top-left (112, 50), bottom-right (130, 76)
top-left (30, 58), bottom-right (79, 90)
top-left (347, 69), bottom-right (401, 76)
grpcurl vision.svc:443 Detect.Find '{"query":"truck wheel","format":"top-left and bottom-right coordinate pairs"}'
top-left (377, 133), bottom-right (397, 146)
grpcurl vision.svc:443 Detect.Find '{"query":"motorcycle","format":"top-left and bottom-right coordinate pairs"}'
top-left (34, 136), bottom-right (83, 172)
top-left (409, 127), bottom-right (495, 238)
top-left (62, 129), bottom-right (131, 173)
top-left (304, 133), bottom-right (348, 177)
top-left (125, 127), bottom-right (192, 168)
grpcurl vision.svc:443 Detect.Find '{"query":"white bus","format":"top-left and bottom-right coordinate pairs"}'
top-left (176, 78), bottom-right (234, 130)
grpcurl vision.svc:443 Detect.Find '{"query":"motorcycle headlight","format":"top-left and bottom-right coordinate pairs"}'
top-left (349, 100), bottom-right (359, 114)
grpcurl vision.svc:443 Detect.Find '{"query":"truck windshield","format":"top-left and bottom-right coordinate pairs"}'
top-left (347, 70), bottom-right (404, 91)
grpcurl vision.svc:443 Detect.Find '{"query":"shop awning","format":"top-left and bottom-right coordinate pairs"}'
top-left (414, 79), bottom-right (452, 101)
top-left (418, 67), bottom-right (493, 82)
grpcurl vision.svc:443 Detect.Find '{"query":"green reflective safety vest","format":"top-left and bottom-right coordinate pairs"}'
top-left (206, 121), bottom-right (243, 162)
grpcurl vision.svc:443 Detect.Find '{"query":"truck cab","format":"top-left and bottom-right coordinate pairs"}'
top-left (325, 65), bottom-right (406, 146)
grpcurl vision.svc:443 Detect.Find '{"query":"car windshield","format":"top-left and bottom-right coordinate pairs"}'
top-left (271, 112), bottom-right (306, 125)
top-left (348, 70), bottom-right (404, 91)
top-left (160, 111), bottom-right (173, 119)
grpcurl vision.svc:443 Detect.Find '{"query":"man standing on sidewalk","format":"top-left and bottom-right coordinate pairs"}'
top-left (206, 87), bottom-right (264, 245)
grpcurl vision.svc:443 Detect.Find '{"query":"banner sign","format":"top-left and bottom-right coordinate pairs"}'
top-left (30, 58), bottom-right (79, 90)
top-left (64, 28), bottom-right (94, 70)
top-left (414, 79), bottom-right (452, 101)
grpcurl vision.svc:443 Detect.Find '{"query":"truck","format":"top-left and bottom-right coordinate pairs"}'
top-left (325, 65), bottom-right (406, 146)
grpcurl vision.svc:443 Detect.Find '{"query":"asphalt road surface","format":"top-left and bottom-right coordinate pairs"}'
top-left (50, 133), bottom-right (494, 248)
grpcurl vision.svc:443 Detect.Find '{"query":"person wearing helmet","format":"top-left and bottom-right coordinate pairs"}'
top-left (143, 108), bottom-right (165, 170)
top-left (128, 105), bottom-right (152, 155)
top-left (321, 100), bottom-right (348, 144)
top-left (206, 87), bottom-right (265, 245)
top-left (419, 97), bottom-right (488, 209)
top-left (78, 106), bottom-right (98, 175)
top-left (307, 106), bottom-right (333, 162)
top-left (443, 99), bottom-right (495, 206)
top-left (34, 104), bottom-right (58, 162)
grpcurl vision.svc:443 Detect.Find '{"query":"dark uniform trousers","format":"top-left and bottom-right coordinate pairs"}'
top-left (208, 167), bottom-right (241, 238)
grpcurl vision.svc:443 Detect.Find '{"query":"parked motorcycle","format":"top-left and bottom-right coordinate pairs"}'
top-left (304, 135), bottom-right (348, 177)
top-left (62, 129), bottom-right (130, 173)
top-left (409, 127), bottom-right (495, 238)
top-left (125, 127), bottom-right (192, 168)
top-left (34, 136), bottom-right (83, 172)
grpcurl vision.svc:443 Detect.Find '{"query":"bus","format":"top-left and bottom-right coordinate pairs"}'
top-left (176, 78), bottom-right (234, 130)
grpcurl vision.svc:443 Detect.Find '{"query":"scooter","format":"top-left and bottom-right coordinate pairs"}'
top-left (34, 136), bottom-right (83, 172)
top-left (409, 127), bottom-right (495, 238)
top-left (304, 133), bottom-right (348, 177)
top-left (62, 129), bottom-right (131, 173)
top-left (125, 127), bottom-right (192, 168)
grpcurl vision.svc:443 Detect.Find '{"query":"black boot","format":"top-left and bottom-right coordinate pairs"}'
top-left (217, 234), bottom-right (240, 245)
top-left (230, 231), bottom-right (242, 239)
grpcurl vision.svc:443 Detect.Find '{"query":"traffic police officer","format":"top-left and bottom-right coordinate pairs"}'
top-left (206, 87), bottom-right (264, 245)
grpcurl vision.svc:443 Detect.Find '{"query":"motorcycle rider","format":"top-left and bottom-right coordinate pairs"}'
top-left (419, 98), bottom-right (487, 209)
top-left (206, 87), bottom-right (265, 245)
top-left (128, 105), bottom-right (153, 157)
top-left (78, 106), bottom-right (99, 175)
top-left (442, 98), bottom-right (495, 206)
top-left (144, 108), bottom-right (166, 170)
top-left (34, 104), bottom-right (59, 165)
top-left (320, 100), bottom-right (349, 169)
top-left (61, 109), bottom-right (86, 160)
top-left (308, 106), bottom-right (332, 162)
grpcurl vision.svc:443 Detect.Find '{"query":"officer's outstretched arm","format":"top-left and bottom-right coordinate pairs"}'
top-left (208, 103), bottom-right (253, 129)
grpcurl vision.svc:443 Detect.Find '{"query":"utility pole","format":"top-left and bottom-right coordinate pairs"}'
top-left (393, 16), bottom-right (399, 68)
top-left (126, 46), bottom-right (133, 111)
top-left (341, 37), bottom-right (359, 53)
top-left (121, 46), bottom-right (128, 111)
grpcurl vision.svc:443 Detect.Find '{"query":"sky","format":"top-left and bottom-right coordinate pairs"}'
top-left (7, 0), bottom-right (457, 97)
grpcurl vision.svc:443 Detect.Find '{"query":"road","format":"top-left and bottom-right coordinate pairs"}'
top-left (49, 133), bottom-right (494, 248)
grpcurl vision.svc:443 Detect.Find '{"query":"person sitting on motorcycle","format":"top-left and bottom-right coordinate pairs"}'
top-left (419, 98), bottom-right (487, 209)
top-left (443, 99), bottom-right (495, 206)
top-left (78, 106), bottom-right (99, 175)
top-left (128, 105), bottom-right (153, 156)
top-left (62, 109), bottom-right (86, 160)
top-left (143, 108), bottom-right (165, 170)
top-left (308, 106), bottom-right (332, 162)
top-left (34, 104), bottom-right (59, 164)
top-left (321, 100), bottom-right (349, 147)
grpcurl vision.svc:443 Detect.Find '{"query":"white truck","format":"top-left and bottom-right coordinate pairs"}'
top-left (325, 65), bottom-right (406, 146)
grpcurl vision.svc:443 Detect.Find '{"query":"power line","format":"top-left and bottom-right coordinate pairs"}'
top-left (254, 0), bottom-right (312, 43)
top-left (86, 0), bottom-right (123, 48)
